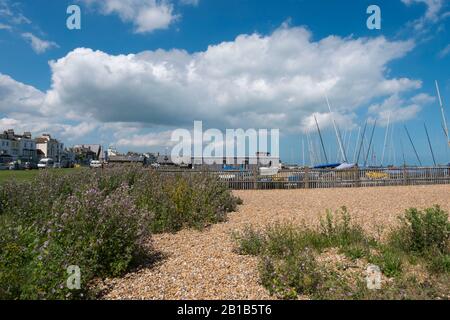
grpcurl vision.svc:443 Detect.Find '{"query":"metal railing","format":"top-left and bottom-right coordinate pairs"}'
top-left (155, 166), bottom-right (450, 190)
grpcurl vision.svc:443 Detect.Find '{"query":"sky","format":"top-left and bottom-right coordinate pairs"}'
top-left (0, 0), bottom-right (449, 165)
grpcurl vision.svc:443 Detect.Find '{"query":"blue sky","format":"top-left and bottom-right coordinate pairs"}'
top-left (0, 0), bottom-right (449, 165)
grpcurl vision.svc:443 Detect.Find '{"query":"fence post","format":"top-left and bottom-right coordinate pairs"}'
top-left (354, 167), bottom-right (361, 188)
top-left (304, 167), bottom-right (310, 189)
top-left (253, 168), bottom-right (258, 190)
top-left (403, 166), bottom-right (408, 186)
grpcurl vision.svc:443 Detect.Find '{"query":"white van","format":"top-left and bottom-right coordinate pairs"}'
top-left (38, 158), bottom-right (54, 169)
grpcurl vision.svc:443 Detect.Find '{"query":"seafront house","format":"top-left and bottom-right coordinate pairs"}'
top-left (69, 144), bottom-right (103, 164)
top-left (0, 129), bottom-right (37, 162)
top-left (35, 134), bottom-right (64, 161)
top-left (18, 132), bottom-right (37, 162)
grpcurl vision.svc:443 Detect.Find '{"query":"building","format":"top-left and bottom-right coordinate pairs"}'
top-left (35, 134), bottom-right (64, 161)
top-left (70, 144), bottom-right (103, 164)
top-left (0, 132), bottom-right (12, 163)
top-left (18, 132), bottom-right (37, 161)
top-left (0, 129), bottom-right (37, 162)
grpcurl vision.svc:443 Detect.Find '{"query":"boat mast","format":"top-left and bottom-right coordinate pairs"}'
top-left (389, 124), bottom-right (397, 166)
top-left (435, 80), bottom-right (450, 146)
top-left (306, 131), bottom-right (316, 166)
top-left (424, 123), bottom-right (436, 166)
top-left (345, 130), bottom-right (353, 162)
top-left (364, 120), bottom-right (377, 167)
top-left (404, 126), bottom-right (422, 166)
top-left (302, 137), bottom-right (305, 167)
top-left (381, 112), bottom-right (391, 167)
top-left (356, 121), bottom-right (368, 165)
top-left (400, 137), bottom-right (406, 166)
top-left (314, 115), bottom-right (328, 164)
top-left (325, 95), bottom-right (348, 163)
top-left (353, 126), bottom-right (361, 163)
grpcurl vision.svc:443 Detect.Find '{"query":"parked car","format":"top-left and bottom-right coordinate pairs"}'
top-left (59, 160), bottom-right (71, 168)
top-left (8, 161), bottom-right (25, 170)
top-left (38, 158), bottom-right (54, 169)
top-left (89, 160), bottom-right (102, 169)
top-left (24, 162), bottom-right (38, 170)
top-left (53, 162), bottom-right (62, 169)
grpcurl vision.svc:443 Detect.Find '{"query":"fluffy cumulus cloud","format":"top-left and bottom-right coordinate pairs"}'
top-left (300, 112), bottom-right (357, 134)
top-left (79, 0), bottom-right (178, 33)
top-left (0, 25), bottom-right (434, 148)
top-left (368, 93), bottom-right (435, 126)
top-left (0, 73), bottom-right (45, 114)
top-left (43, 26), bottom-right (422, 131)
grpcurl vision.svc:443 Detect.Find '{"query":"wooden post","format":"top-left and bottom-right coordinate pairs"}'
top-left (304, 167), bottom-right (310, 189)
top-left (354, 167), bottom-right (360, 188)
top-left (403, 165), bottom-right (408, 186)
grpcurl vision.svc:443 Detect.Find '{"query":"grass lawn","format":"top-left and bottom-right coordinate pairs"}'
top-left (0, 169), bottom-right (79, 184)
top-left (0, 170), bottom-right (39, 183)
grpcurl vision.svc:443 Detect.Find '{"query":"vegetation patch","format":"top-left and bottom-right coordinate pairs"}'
top-left (233, 206), bottom-right (450, 300)
top-left (0, 166), bottom-right (240, 299)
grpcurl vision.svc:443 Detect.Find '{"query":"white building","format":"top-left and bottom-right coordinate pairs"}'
top-left (18, 132), bottom-right (37, 161)
top-left (0, 129), bottom-right (37, 161)
top-left (35, 134), bottom-right (64, 160)
top-left (0, 135), bottom-right (12, 157)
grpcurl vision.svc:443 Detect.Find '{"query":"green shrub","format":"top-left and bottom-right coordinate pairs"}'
top-left (427, 250), bottom-right (450, 274)
top-left (0, 184), bottom-right (152, 299)
top-left (233, 206), bottom-right (450, 300)
top-left (319, 207), bottom-right (369, 249)
top-left (341, 243), bottom-right (369, 261)
top-left (369, 246), bottom-right (403, 278)
top-left (134, 171), bottom-right (240, 233)
top-left (390, 206), bottom-right (450, 255)
top-left (232, 226), bottom-right (266, 256)
top-left (259, 249), bottom-right (322, 299)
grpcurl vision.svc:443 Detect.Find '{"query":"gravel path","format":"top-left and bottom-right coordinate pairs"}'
top-left (103, 185), bottom-right (450, 300)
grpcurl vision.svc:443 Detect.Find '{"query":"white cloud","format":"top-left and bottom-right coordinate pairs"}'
top-left (21, 32), bottom-right (59, 54)
top-left (0, 117), bottom-right (20, 128)
top-left (116, 130), bottom-right (174, 147)
top-left (179, 0), bottom-right (199, 6)
top-left (43, 26), bottom-right (421, 134)
top-left (0, 73), bottom-right (45, 114)
top-left (300, 112), bottom-right (357, 134)
top-left (401, 0), bottom-right (446, 30)
top-left (59, 122), bottom-right (98, 140)
top-left (438, 43), bottom-right (450, 58)
top-left (1, 25), bottom-right (434, 149)
top-left (368, 93), bottom-right (435, 126)
top-left (80, 0), bottom-right (178, 33)
top-left (0, 23), bottom-right (11, 30)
